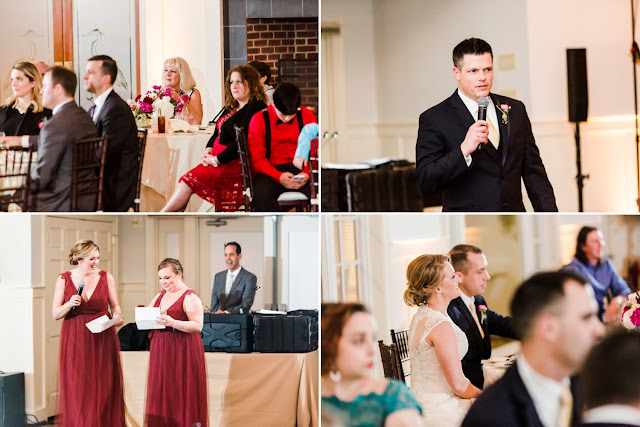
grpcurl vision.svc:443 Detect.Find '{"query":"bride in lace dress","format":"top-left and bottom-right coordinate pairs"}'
top-left (404, 254), bottom-right (482, 427)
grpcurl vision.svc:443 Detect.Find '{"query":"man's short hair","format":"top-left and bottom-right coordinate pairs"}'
top-left (248, 60), bottom-right (271, 84)
top-left (581, 329), bottom-right (640, 409)
top-left (48, 66), bottom-right (77, 97)
top-left (510, 270), bottom-right (587, 341)
top-left (224, 241), bottom-right (242, 255)
top-left (273, 82), bottom-right (301, 115)
top-left (448, 244), bottom-right (483, 274)
top-left (89, 55), bottom-right (118, 85)
top-left (452, 37), bottom-right (493, 69)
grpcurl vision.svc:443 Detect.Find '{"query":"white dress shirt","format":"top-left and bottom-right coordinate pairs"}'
top-left (91, 87), bottom-right (113, 123)
top-left (225, 266), bottom-right (242, 295)
top-left (582, 404), bottom-right (640, 425)
top-left (459, 292), bottom-right (475, 311)
top-left (516, 354), bottom-right (571, 427)
top-left (457, 89), bottom-right (500, 167)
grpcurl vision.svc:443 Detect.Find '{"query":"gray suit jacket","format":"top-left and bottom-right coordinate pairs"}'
top-left (30, 101), bottom-right (98, 211)
top-left (210, 267), bottom-right (257, 314)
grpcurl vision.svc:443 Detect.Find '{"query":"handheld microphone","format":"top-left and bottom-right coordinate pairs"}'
top-left (477, 97), bottom-right (489, 151)
top-left (72, 281), bottom-right (85, 311)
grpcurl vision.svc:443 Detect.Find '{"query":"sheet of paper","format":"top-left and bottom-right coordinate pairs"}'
top-left (135, 307), bottom-right (166, 330)
top-left (255, 309), bottom-right (286, 315)
top-left (85, 314), bottom-right (122, 334)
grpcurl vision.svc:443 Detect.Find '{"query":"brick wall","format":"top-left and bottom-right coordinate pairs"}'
top-left (247, 17), bottom-right (318, 112)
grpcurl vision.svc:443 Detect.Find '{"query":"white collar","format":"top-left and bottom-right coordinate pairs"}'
top-left (227, 266), bottom-right (242, 277)
top-left (52, 99), bottom-right (74, 115)
top-left (459, 292), bottom-right (475, 308)
top-left (457, 88), bottom-right (499, 128)
top-left (93, 86), bottom-right (113, 108)
top-left (583, 404), bottom-right (640, 425)
top-left (516, 354), bottom-right (571, 427)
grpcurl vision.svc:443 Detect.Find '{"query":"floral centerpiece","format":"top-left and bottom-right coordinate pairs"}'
top-left (129, 85), bottom-right (189, 126)
top-left (621, 292), bottom-right (640, 330)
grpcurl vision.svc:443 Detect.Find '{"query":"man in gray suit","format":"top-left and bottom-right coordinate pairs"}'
top-left (211, 242), bottom-right (258, 314)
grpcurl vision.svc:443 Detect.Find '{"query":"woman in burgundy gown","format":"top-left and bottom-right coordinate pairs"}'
top-left (51, 239), bottom-right (124, 427)
top-left (145, 258), bottom-right (208, 427)
top-left (160, 64), bottom-right (268, 212)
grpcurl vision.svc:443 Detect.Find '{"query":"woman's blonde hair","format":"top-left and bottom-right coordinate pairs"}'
top-left (3, 62), bottom-right (44, 113)
top-left (223, 64), bottom-right (268, 110)
top-left (404, 254), bottom-right (450, 307)
top-left (68, 239), bottom-right (100, 265)
top-left (162, 57), bottom-right (196, 93)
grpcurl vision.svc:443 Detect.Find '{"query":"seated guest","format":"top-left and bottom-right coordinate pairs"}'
top-left (579, 329), bottom-right (640, 427)
top-left (162, 57), bottom-right (203, 125)
top-left (562, 226), bottom-right (632, 323)
top-left (161, 65), bottom-right (267, 212)
top-left (0, 62), bottom-right (51, 136)
top-left (83, 55), bottom-right (138, 212)
top-left (30, 60), bottom-right (50, 77)
top-left (247, 82), bottom-right (318, 211)
top-left (210, 242), bottom-right (257, 314)
top-left (27, 66), bottom-right (98, 211)
top-left (447, 244), bottom-right (516, 389)
top-left (462, 271), bottom-right (605, 427)
top-left (248, 60), bottom-right (274, 104)
top-left (321, 302), bottom-right (423, 426)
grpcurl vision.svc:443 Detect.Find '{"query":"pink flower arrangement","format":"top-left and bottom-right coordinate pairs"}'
top-left (129, 85), bottom-right (187, 123)
top-left (622, 292), bottom-right (640, 330)
top-left (495, 102), bottom-right (511, 124)
top-left (478, 304), bottom-right (487, 323)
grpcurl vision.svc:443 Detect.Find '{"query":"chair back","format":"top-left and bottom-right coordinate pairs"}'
top-left (0, 146), bottom-right (34, 211)
top-left (308, 137), bottom-right (319, 212)
top-left (391, 328), bottom-right (410, 381)
top-left (234, 125), bottom-right (254, 211)
top-left (134, 129), bottom-right (148, 212)
top-left (378, 340), bottom-right (404, 382)
top-left (72, 135), bottom-right (108, 211)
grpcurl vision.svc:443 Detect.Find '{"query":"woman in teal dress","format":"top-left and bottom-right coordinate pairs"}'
top-left (321, 303), bottom-right (423, 426)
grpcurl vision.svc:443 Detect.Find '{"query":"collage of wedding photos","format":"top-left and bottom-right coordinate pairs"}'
top-left (2, 0), bottom-right (640, 426)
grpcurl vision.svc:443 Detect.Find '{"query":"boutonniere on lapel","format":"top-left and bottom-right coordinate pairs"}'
top-left (38, 117), bottom-right (48, 129)
top-left (495, 102), bottom-right (511, 125)
top-left (478, 305), bottom-right (487, 323)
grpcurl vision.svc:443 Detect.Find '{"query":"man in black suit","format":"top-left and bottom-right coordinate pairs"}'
top-left (83, 55), bottom-right (139, 211)
top-left (416, 37), bottom-right (557, 212)
top-left (578, 330), bottom-right (640, 427)
top-left (462, 271), bottom-right (604, 427)
top-left (447, 244), bottom-right (516, 389)
top-left (210, 242), bottom-right (258, 314)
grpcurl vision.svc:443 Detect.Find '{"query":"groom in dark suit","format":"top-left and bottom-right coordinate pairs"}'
top-left (462, 271), bottom-right (604, 427)
top-left (84, 55), bottom-right (139, 212)
top-left (416, 37), bottom-right (557, 212)
top-left (447, 244), bottom-right (516, 389)
top-left (210, 242), bottom-right (258, 314)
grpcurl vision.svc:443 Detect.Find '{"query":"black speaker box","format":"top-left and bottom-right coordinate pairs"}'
top-left (0, 372), bottom-right (25, 427)
top-left (253, 310), bottom-right (318, 353)
top-left (200, 313), bottom-right (254, 353)
top-left (567, 48), bottom-right (588, 123)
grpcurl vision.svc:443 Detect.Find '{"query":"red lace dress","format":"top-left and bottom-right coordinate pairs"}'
top-left (56, 270), bottom-right (124, 427)
top-left (179, 110), bottom-right (244, 211)
top-left (145, 289), bottom-right (208, 427)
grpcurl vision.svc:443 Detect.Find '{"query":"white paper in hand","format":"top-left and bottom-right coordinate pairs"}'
top-left (135, 307), bottom-right (166, 330)
top-left (85, 314), bottom-right (122, 334)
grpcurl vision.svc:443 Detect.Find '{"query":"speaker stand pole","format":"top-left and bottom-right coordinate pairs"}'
top-left (575, 122), bottom-right (588, 212)
top-left (632, 0), bottom-right (640, 210)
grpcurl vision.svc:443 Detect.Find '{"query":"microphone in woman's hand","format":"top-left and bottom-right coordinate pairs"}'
top-left (72, 281), bottom-right (85, 310)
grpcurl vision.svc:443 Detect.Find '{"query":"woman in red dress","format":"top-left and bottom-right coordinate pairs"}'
top-left (145, 258), bottom-right (208, 427)
top-left (160, 64), bottom-right (268, 212)
top-left (52, 239), bottom-right (124, 427)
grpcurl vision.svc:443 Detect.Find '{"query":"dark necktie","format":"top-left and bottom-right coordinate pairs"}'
top-left (89, 104), bottom-right (96, 119)
top-left (276, 119), bottom-right (283, 124)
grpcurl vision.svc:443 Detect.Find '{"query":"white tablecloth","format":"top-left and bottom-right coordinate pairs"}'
top-left (140, 130), bottom-right (215, 212)
top-left (482, 340), bottom-right (520, 387)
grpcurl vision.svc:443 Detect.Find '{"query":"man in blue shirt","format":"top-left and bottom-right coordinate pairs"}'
top-left (562, 226), bottom-right (631, 322)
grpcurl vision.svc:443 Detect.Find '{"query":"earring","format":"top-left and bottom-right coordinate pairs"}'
top-left (329, 368), bottom-right (341, 383)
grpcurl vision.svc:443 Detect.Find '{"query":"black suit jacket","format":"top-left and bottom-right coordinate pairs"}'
top-left (30, 101), bottom-right (98, 211)
top-left (94, 89), bottom-right (139, 212)
top-left (416, 90), bottom-right (557, 212)
top-left (210, 267), bottom-right (258, 314)
top-left (462, 361), bottom-right (582, 427)
top-left (447, 295), bottom-right (516, 389)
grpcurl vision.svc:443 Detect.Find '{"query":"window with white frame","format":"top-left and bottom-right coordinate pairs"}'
top-left (322, 215), bottom-right (364, 302)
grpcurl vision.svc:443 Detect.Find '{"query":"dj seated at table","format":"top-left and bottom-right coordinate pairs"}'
top-left (210, 241), bottom-right (257, 314)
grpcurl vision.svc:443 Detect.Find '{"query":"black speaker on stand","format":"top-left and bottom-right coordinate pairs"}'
top-left (630, 0), bottom-right (640, 211)
top-left (567, 48), bottom-right (590, 212)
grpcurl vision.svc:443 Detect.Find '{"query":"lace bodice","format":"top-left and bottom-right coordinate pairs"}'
top-left (409, 306), bottom-right (469, 400)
